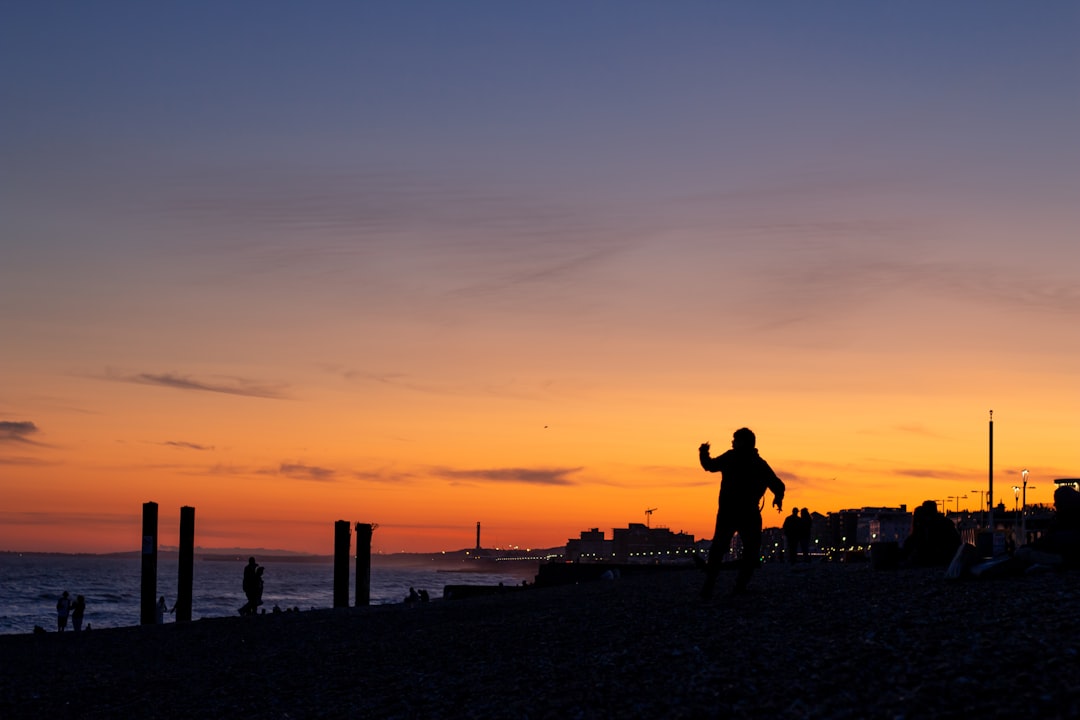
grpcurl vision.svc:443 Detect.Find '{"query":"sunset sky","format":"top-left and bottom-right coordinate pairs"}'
top-left (3, 3), bottom-right (1078, 555)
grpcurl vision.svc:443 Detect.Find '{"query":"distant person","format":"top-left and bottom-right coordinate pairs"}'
top-left (240, 557), bottom-right (259, 616)
top-left (156, 596), bottom-right (169, 624)
top-left (405, 587), bottom-right (420, 604)
top-left (951, 487), bottom-right (1080, 579)
top-left (783, 508), bottom-right (801, 564)
top-left (71, 594), bottom-right (86, 633)
top-left (799, 508), bottom-right (813, 562)
top-left (900, 500), bottom-right (961, 567)
top-left (56, 591), bottom-right (71, 632)
top-left (698, 427), bottom-right (786, 599)
top-left (419, 589), bottom-right (430, 603)
top-left (1011, 486), bottom-right (1080, 570)
top-left (253, 565), bottom-right (265, 612)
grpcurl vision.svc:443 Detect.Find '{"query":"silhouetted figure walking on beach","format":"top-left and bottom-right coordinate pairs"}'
top-left (71, 594), bottom-right (86, 632)
top-left (799, 507), bottom-right (813, 562)
top-left (56, 591), bottom-right (71, 632)
top-left (240, 557), bottom-right (260, 616)
top-left (783, 508), bottom-right (801, 564)
top-left (699, 427), bottom-right (785, 599)
top-left (253, 566), bottom-right (265, 612)
top-left (157, 596), bottom-right (171, 624)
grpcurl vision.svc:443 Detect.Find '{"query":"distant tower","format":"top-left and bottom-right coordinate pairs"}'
top-left (476, 521), bottom-right (481, 550)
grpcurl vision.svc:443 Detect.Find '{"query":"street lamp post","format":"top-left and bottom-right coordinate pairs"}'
top-left (1021, 469), bottom-right (1035, 546)
top-left (970, 489), bottom-right (987, 526)
top-left (1012, 485), bottom-right (1021, 543)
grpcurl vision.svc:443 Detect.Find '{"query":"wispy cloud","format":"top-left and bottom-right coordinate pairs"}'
top-left (0, 456), bottom-right (57, 466)
top-left (163, 441), bottom-right (215, 451)
top-left (277, 463), bottom-right (336, 482)
top-left (431, 466), bottom-right (583, 486)
top-left (0, 421), bottom-right (44, 446)
top-left (105, 370), bottom-right (288, 399)
top-left (350, 468), bottom-right (422, 484)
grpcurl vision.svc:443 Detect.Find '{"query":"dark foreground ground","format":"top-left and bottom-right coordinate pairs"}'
top-left (2, 561), bottom-right (1079, 719)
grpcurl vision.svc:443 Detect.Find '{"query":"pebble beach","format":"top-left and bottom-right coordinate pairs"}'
top-left (3, 561), bottom-right (1079, 719)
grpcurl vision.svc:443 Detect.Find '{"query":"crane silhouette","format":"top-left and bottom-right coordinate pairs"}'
top-left (645, 508), bottom-right (657, 528)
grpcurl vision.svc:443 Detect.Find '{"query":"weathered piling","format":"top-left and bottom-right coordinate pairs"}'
top-left (176, 505), bottom-right (195, 622)
top-left (140, 501), bottom-right (158, 625)
top-left (333, 520), bottom-right (350, 608)
top-left (355, 523), bottom-right (373, 606)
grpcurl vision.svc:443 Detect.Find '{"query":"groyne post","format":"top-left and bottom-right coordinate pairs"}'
top-left (355, 523), bottom-right (373, 606)
top-left (140, 501), bottom-right (158, 625)
top-left (176, 505), bottom-right (195, 622)
top-left (333, 520), bottom-right (351, 608)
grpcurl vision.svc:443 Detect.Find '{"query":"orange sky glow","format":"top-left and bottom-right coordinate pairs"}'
top-left (3, 4), bottom-right (1078, 554)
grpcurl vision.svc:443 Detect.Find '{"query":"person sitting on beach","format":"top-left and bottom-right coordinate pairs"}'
top-left (56, 591), bottom-right (71, 632)
top-left (698, 427), bottom-right (786, 599)
top-left (900, 500), bottom-right (961, 567)
top-left (1005, 486), bottom-right (1080, 572)
top-left (405, 587), bottom-right (420, 604)
top-left (1029, 486), bottom-right (1080, 567)
top-left (952, 487), bottom-right (1080, 580)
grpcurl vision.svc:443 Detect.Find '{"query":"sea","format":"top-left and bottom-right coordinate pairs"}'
top-left (0, 553), bottom-right (541, 636)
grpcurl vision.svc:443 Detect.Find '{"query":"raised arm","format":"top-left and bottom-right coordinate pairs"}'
top-left (699, 442), bottom-right (723, 472)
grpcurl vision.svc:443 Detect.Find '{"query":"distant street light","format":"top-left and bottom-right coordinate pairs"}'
top-left (970, 489), bottom-right (987, 526)
top-left (1021, 469), bottom-right (1035, 546)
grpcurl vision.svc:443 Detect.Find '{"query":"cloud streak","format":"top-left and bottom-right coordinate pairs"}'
top-left (0, 421), bottom-right (44, 446)
top-left (163, 441), bottom-right (215, 451)
top-left (107, 370), bottom-right (288, 399)
top-left (277, 463), bottom-right (336, 482)
top-left (431, 466), bottom-right (583, 486)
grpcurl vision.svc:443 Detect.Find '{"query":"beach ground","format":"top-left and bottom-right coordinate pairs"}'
top-left (2, 561), bottom-right (1079, 719)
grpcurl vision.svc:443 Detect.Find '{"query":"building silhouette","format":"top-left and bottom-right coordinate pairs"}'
top-left (566, 523), bottom-right (696, 563)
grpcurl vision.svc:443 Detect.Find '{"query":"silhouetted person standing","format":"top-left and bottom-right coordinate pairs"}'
top-left (240, 557), bottom-right (260, 616)
top-left (783, 508), bottom-right (801, 564)
top-left (799, 507), bottom-right (813, 562)
top-left (71, 594), bottom-right (86, 632)
top-left (56, 591), bottom-right (71, 632)
top-left (699, 427), bottom-right (785, 599)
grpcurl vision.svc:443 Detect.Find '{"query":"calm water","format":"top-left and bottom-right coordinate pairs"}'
top-left (0, 554), bottom-right (539, 635)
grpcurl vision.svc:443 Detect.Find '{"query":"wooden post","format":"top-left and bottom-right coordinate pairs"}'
top-left (333, 520), bottom-right (351, 608)
top-left (176, 506), bottom-right (195, 622)
top-left (355, 523), bottom-right (373, 607)
top-left (141, 501), bottom-right (158, 625)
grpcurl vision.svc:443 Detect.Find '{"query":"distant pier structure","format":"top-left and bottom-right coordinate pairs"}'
top-left (476, 521), bottom-right (481, 550)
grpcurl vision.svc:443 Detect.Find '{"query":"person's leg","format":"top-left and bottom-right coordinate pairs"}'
top-left (734, 516), bottom-right (763, 593)
top-left (703, 513), bottom-right (735, 601)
